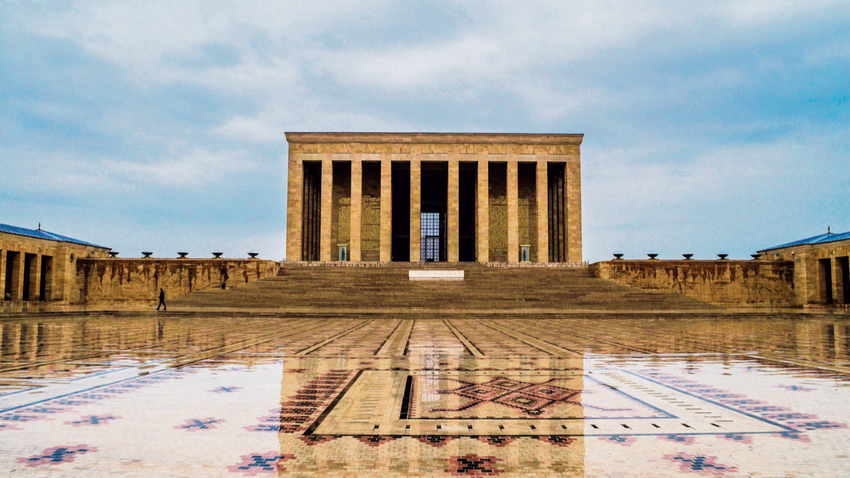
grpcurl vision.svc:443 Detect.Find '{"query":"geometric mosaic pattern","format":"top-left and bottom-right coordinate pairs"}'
top-left (0, 314), bottom-right (849, 477)
top-left (432, 376), bottom-right (581, 415)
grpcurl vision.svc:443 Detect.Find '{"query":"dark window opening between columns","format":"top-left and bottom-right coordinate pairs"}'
top-left (301, 161), bottom-right (322, 261)
top-left (458, 163), bottom-right (478, 262)
top-left (819, 258), bottom-right (834, 304)
top-left (4, 251), bottom-right (18, 301)
top-left (22, 253), bottom-right (35, 301)
top-left (391, 162), bottom-right (410, 262)
top-left (548, 163), bottom-right (567, 263)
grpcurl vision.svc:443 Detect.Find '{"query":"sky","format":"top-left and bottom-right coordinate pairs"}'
top-left (1, 0), bottom-right (848, 262)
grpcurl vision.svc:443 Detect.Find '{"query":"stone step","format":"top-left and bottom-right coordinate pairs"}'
top-left (171, 264), bottom-right (716, 311)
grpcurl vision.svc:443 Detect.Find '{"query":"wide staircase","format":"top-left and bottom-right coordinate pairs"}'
top-left (170, 263), bottom-right (718, 312)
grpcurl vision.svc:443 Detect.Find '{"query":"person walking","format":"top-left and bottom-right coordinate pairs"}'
top-left (157, 288), bottom-right (166, 311)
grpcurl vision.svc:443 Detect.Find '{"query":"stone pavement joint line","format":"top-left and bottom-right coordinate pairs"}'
top-left (0, 314), bottom-right (848, 477)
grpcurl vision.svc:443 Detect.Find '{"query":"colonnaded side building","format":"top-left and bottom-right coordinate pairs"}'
top-left (285, 133), bottom-right (583, 264)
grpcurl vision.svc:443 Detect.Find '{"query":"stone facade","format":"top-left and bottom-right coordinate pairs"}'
top-left (758, 235), bottom-right (850, 307)
top-left (1, 228), bottom-right (111, 303)
top-left (73, 259), bottom-right (279, 304)
top-left (285, 133), bottom-right (583, 264)
top-left (591, 260), bottom-right (796, 307)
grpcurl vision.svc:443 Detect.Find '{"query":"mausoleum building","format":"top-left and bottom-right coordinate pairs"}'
top-left (285, 133), bottom-right (583, 264)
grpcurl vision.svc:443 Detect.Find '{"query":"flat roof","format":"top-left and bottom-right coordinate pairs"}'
top-left (285, 132), bottom-right (584, 145)
top-left (0, 223), bottom-right (108, 249)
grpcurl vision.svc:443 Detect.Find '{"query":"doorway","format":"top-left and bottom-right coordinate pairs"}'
top-left (420, 163), bottom-right (448, 262)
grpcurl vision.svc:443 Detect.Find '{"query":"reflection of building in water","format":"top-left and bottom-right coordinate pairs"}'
top-left (285, 133), bottom-right (583, 264)
top-left (1, 223), bottom-right (111, 302)
top-left (759, 229), bottom-right (850, 306)
top-left (275, 346), bottom-right (586, 474)
top-left (0, 317), bottom-right (272, 375)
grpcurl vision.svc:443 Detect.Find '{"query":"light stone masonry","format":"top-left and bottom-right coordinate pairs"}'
top-left (350, 158), bottom-right (362, 262)
top-left (536, 160), bottom-right (549, 263)
top-left (478, 158), bottom-right (490, 263)
top-left (380, 160), bottom-right (392, 262)
top-left (447, 159), bottom-right (460, 263)
top-left (409, 158), bottom-right (421, 263)
top-left (285, 133), bottom-right (583, 264)
top-left (507, 160), bottom-right (519, 263)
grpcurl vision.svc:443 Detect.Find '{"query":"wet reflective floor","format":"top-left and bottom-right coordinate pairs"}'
top-left (1, 313), bottom-right (849, 477)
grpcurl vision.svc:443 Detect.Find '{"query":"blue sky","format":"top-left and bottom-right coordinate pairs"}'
top-left (1, 1), bottom-right (848, 262)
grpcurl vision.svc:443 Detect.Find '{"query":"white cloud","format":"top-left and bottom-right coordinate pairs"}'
top-left (103, 147), bottom-right (252, 187)
top-left (213, 101), bottom-right (413, 143)
top-left (320, 35), bottom-right (506, 90)
top-left (720, 0), bottom-right (848, 26)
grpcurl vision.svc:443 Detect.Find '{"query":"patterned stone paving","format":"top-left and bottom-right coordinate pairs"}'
top-left (0, 314), bottom-right (849, 476)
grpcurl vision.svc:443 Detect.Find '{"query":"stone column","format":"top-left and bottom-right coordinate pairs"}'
top-left (31, 254), bottom-right (41, 301)
top-left (320, 160), bottom-right (333, 262)
top-left (11, 252), bottom-right (24, 301)
top-left (536, 161), bottom-right (549, 263)
top-left (566, 159), bottom-right (583, 264)
top-left (350, 158), bottom-right (362, 262)
top-left (0, 250), bottom-right (5, 299)
top-left (447, 159), bottom-right (459, 263)
top-left (507, 160), bottom-right (519, 263)
top-left (409, 158), bottom-right (421, 263)
top-left (380, 160), bottom-right (392, 262)
top-left (285, 157), bottom-right (303, 262)
top-left (477, 159), bottom-right (489, 263)
top-left (53, 244), bottom-right (68, 302)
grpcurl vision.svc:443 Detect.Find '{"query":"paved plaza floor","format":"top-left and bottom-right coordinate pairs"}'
top-left (1, 313), bottom-right (849, 476)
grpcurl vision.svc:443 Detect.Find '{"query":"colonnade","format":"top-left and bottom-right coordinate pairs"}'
top-left (285, 133), bottom-right (583, 264)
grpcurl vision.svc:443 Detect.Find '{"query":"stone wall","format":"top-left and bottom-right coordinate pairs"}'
top-left (73, 259), bottom-right (280, 304)
top-left (760, 239), bottom-right (850, 306)
top-left (591, 260), bottom-right (796, 307)
top-left (2, 232), bottom-right (111, 302)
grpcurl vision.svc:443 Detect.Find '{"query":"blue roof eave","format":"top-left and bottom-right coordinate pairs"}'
top-left (0, 223), bottom-right (108, 249)
top-left (759, 231), bottom-right (850, 252)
